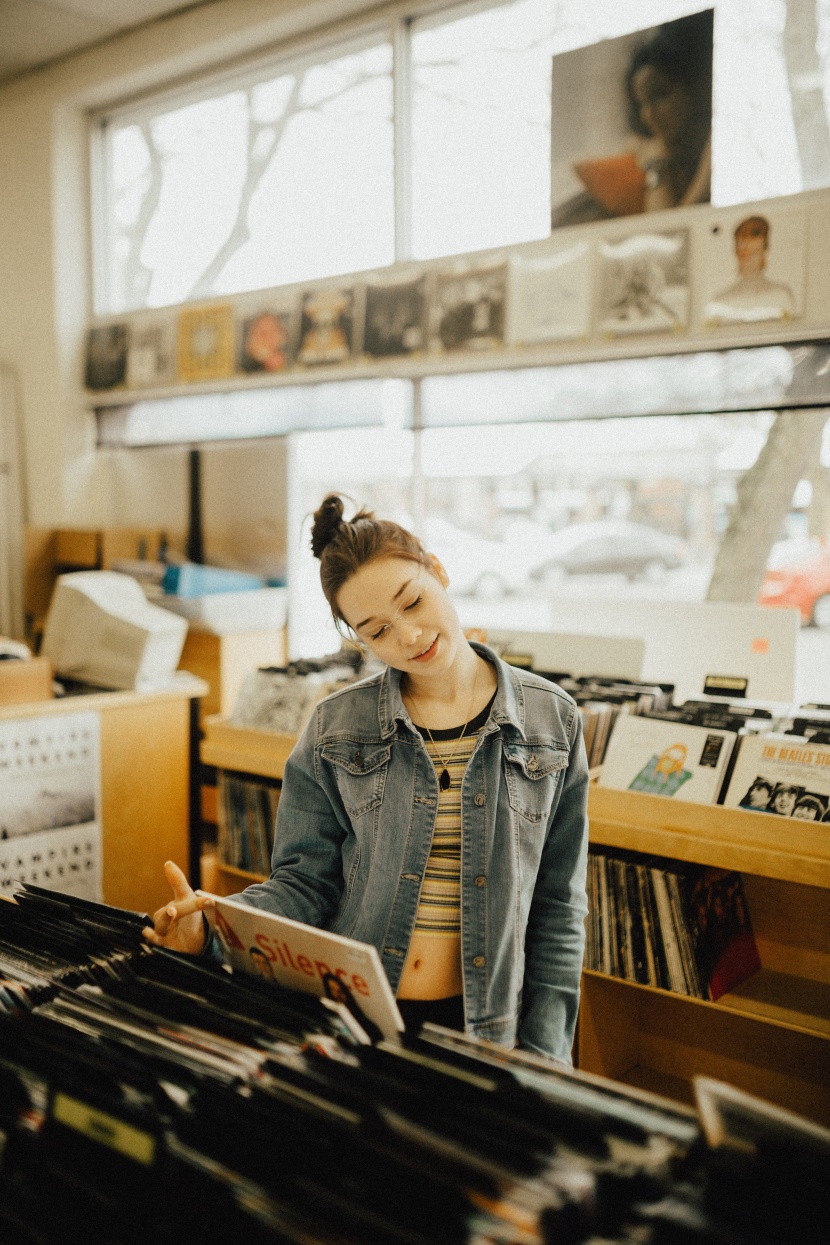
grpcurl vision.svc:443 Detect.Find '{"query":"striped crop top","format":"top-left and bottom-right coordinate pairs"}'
top-left (413, 693), bottom-right (496, 937)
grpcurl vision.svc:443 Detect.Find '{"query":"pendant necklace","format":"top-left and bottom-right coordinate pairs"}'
top-left (407, 662), bottom-right (479, 792)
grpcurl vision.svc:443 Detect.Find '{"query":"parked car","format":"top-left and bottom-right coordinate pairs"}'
top-left (759, 538), bottom-right (830, 627)
top-left (420, 517), bottom-right (539, 598)
top-left (529, 520), bottom-right (687, 581)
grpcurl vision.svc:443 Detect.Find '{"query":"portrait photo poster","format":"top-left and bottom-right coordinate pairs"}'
top-left (237, 302), bottom-right (294, 373)
top-left (431, 263), bottom-right (507, 352)
top-left (699, 207), bottom-right (806, 328)
top-left (550, 10), bottom-right (713, 230)
top-left (596, 228), bottom-right (690, 336)
top-left (506, 243), bottom-right (593, 345)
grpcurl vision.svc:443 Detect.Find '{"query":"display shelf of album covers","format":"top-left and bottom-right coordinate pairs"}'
top-left (581, 786), bottom-right (830, 1127)
top-left (200, 716), bottom-right (296, 896)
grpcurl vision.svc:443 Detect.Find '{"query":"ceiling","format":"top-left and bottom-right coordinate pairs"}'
top-left (0, 0), bottom-right (213, 86)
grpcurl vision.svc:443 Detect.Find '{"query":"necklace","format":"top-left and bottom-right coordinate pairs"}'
top-left (406, 662), bottom-right (479, 792)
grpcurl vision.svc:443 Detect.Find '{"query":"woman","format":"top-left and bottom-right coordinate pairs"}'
top-left (552, 10), bottom-right (712, 228)
top-left (145, 496), bottom-right (589, 1064)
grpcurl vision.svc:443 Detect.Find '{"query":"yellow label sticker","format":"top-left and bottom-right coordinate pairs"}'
top-left (52, 1092), bottom-right (155, 1166)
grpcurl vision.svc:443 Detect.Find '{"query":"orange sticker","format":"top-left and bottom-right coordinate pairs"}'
top-left (751, 637), bottom-right (770, 654)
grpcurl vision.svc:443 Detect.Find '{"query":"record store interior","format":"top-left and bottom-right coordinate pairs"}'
top-left (2, 1), bottom-right (830, 1242)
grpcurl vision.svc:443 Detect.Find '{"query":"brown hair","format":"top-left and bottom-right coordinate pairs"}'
top-left (310, 494), bottom-right (429, 627)
top-left (734, 215), bottom-right (769, 244)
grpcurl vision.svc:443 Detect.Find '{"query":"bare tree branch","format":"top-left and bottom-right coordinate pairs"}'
top-left (121, 120), bottom-right (163, 308)
top-left (706, 408), bottom-right (829, 603)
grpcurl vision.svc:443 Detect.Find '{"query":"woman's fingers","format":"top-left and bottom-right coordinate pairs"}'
top-left (163, 859), bottom-right (194, 900)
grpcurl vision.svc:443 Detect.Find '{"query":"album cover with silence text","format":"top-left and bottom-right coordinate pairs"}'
top-left (204, 893), bottom-right (404, 1040)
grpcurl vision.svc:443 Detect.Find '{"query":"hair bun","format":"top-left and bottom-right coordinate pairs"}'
top-left (311, 494), bottom-right (345, 559)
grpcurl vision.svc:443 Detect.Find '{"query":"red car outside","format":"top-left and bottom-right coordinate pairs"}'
top-left (759, 538), bottom-right (830, 628)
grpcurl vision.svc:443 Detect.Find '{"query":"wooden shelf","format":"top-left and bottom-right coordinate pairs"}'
top-left (200, 715), bottom-right (297, 780)
top-left (588, 786), bottom-right (830, 888)
top-left (582, 968), bottom-right (830, 1042)
top-left (581, 786), bottom-right (830, 1127)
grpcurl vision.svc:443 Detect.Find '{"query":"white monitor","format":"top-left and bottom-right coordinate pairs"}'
top-left (41, 570), bottom-right (188, 692)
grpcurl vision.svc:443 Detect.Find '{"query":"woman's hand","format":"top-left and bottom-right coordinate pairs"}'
top-left (142, 860), bottom-right (213, 955)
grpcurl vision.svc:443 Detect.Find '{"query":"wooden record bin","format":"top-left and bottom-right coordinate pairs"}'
top-left (200, 716), bottom-right (294, 896)
top-left (580, 786), bottom-right (830, 1127)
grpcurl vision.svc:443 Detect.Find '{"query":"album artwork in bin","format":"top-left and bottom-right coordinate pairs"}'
top-left (550, 11), bottom-right (713, 230)
top-left (85, 324), bottom-right (128, 390)
top-left (596, 229), bottom-right (690, 336)
top-left (204, 893), bottom-right (404, 1041)
top-left (507, 244), bottom-right (593, 345)
top-left (432, 264), bottom-right (507, 352)
top-left (363, 275), bottom-right (427, 358)
top-left (598, 715), bottom-right (735, 804)
top-left (700, 208), bottom-right (806, 328)
top-left (237, 302), bottom-right (294, 373)
top-left (296, 286), bottom-right (354, 366)
top-left (176, 304), bottom-right (235, 382)
top-left (126, 316), bottom-right (176, 388)
top-left (723, 733), bottom-right (830, 821)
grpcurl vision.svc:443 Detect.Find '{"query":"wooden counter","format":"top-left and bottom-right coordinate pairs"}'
top-left (0, 674), bottom-right (207, 915)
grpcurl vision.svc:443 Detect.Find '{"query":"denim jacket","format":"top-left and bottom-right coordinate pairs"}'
top-left (233, 643), bottom-right (589, 1064)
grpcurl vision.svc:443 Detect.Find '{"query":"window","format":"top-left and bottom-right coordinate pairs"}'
top-left (93, 0), bottom-right (830, 312)
top-left (97, 37), bottom-right (394, 313)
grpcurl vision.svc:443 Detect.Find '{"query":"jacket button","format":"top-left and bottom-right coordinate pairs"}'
top-left (474, 793), bottom-right (486, 807)
top-left (528, 755), bottom-right (538, 771)
top-left (353, 752), bottom-right (364, 769)
top-left (472, 955), bottom-right (486, 968)
top-left (474, 875), bottom-right (487, 887)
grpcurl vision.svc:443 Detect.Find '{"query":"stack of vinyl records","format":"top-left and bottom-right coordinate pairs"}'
top-left (0, 884), bottom-right (827, 1245)
top-left (217, 771), bottom-right (280, 874)
top-left (585, 848), bottom-right (761, 1000)
top-left (545, 676), bottom-right (674, 770)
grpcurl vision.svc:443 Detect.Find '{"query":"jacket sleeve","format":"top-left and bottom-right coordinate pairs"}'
top-left (518, 706), bottom-right (589, 1065)
top-left (230, 707), bottom-right (349, 927)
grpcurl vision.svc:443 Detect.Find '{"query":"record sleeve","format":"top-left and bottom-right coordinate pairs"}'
top-left (598, 715), bottom-right (735, 804)
top-left (203, 894), bottom-right (404, 1041)
top-left (176, 304), bottom-right (235, 382)
top-left (722, 733), bottom-right (830, 821)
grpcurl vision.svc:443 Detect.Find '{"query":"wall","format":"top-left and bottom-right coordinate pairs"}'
top-left (0, 0), bottom-right (378, 546)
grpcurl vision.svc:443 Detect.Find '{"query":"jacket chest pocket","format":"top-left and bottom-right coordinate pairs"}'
top-left (321, 741), bottom-right (391, 819)
top-left (503, 742), bottom-right (568, 823)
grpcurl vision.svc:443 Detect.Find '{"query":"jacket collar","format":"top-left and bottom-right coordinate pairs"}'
top-left (377, 641), bottom-right (527, 741)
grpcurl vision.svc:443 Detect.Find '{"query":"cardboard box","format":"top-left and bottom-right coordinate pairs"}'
top-left (0, 656), bottom-right (53, 705)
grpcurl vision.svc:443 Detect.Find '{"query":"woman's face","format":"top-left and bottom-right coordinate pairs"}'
top-left (337, 554), bottom-right (463, 679)
top-left (631, 64), bottom-right (693, 147)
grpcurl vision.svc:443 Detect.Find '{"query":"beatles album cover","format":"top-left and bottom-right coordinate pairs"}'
top-left (176, 304), bottom-right (235, 382)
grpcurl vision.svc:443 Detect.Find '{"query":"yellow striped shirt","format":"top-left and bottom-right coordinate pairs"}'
top-left (414, 733), bottom-right (479, 937)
